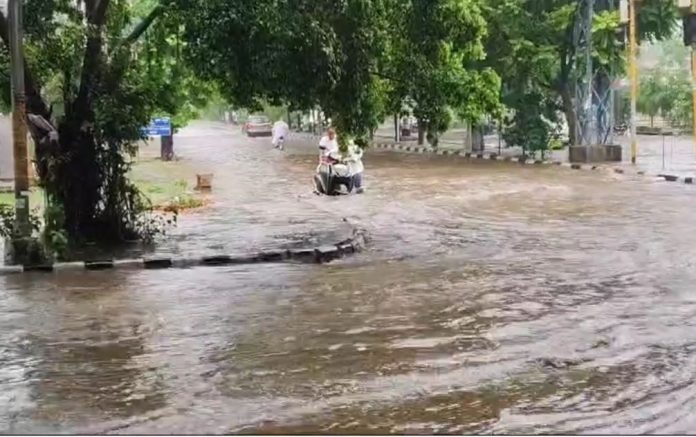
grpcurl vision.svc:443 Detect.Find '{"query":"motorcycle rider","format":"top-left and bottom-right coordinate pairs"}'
top-left (271, 118), bottom-right (290, 149)
top-left (318, 127), bottom-right (339, 164)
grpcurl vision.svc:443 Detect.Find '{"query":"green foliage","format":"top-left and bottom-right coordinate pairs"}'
top-left (0, 0), bottom-right (205, 246)
top-left (482, 0), bottom-right (677, 152)
top-left (0, 203), bottom-right (67, 261)
top-left (635, 34), bottom-right (692, 130)
top-left (386, 0), bottom-right (502, 146)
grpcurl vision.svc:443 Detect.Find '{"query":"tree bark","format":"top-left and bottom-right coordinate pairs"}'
top-left (161, 135), bottom-right (174, 161)
top-left (471, 125), bottom-right (484, 152)
top-left (417, 119), bottom-right (425, 145)
top-left (560, 84), bottom-right (576, 145)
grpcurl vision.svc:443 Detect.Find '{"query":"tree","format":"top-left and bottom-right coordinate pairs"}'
top-left (174, 0), bottom-right (393, 144)
top-left (637, 72), bottom-right (663, 127)
top-left (483, 0), bottom-right (678, 150)
top-left (0, 0), bottom-right (205, 244)
top-left (383, 0), bottom-right (502, 147)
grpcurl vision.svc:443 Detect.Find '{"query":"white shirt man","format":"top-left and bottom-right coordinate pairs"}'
top-left (271, 120), bottom-right (289, 148)
top-left (318, 128), bottom-right (339, 164)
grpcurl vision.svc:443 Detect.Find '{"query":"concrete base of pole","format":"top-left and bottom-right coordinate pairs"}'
top-left (569, 144), bottom-right (622, 163)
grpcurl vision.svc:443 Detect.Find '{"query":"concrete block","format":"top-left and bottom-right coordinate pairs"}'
top-left (84, 260), bottom-right (115, 271)
top-left (172, 257), bottom-right (199, 268)
top-left (685, 177), bottom-right (694, 184)
top-left (22, 265), bottom-right (54, 273)
top-left (200, 255), bottom-right (234, 266)
top-left (290, 248), bottom-right (317, 263)
top-left (336, 243), bottom-right (355, 255)
top-left (113, 259), bottom-right (143, 269)
top-left (569, 144), bottom-right (622, 163)
top-left (571, 164), bottom-right (582, 170)
top-left (315, 246), bottom-right (340, 263)
top-left (256, 251), bottom-right (286, 262)
top-left (0, 265), bottom-right (22, 275)
top-left (53, 262), bottom-right (85, 272)
top-left (660, 174), bottom-right (679, 182)
top-left (143, 258), bottom-right (173, 269)
top-left (196, 173), bottom-right (213, 191)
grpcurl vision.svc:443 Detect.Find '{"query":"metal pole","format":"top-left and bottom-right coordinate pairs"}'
top-left (8, 0), bottom-right (30, 238)
top-left (628, 0), bottom-right (638, 164)
top-left (662, 134), bottom-right (665, 170)
top-left (691, 2), bottom-right (696, 158)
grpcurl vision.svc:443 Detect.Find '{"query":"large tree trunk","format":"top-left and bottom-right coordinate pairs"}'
top-left (471, 125), bottom-right (484, 152)
top-left (417, 119), bottom-right (425, 145)
top-left (560, 84), bottom-right (576, 145)
top-left (161, 135), bottom-right (174, 161)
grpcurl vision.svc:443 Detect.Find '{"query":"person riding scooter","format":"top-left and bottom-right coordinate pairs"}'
top-left (314, 128), bottom-right (355, 195)
top-left (271, 118), bottom-right (289, 150)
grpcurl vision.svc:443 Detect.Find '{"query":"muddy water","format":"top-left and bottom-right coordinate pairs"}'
top-left (3, 124), bottom-right (696, 433)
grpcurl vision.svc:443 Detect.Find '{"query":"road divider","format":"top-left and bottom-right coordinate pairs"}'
top-left (371, 143), bottom-right (696, 187)
top-left (0, 228), bottom-right (370, 276)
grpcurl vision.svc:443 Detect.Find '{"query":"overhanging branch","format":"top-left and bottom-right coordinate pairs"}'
top-left (122, 4), bottom-right (165, 46)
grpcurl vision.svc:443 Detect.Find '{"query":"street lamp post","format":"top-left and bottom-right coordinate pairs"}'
top-left (8, 0), bottom-right (30, 239)
top-left (620, 0), bottom-right (639, 164)
top-left (678, 0), bottom-right (696, 158)
top-left (628, 0), bottom-right (638, 165)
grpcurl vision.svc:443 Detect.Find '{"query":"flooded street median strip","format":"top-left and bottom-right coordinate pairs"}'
top-left (0, 229), bottom-right (369, 276)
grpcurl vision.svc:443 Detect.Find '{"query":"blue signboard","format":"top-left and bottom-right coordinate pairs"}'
top-left (142, 117), bottom-right (172, 137)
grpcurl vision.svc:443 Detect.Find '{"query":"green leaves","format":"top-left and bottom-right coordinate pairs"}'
top-left (385, 0), bottom-right (501, 144)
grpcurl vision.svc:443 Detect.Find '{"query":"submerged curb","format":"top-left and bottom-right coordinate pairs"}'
top-left (372, 143), bottom-right (696, 187)
top-left (0, 228), bottom-right (370, 276)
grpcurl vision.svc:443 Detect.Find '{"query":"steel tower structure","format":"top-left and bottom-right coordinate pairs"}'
top-left (573, 0), bottom-right (618, 147)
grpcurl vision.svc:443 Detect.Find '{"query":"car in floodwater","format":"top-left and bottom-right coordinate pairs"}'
top-left (243, 115), bottom-right (273, 137)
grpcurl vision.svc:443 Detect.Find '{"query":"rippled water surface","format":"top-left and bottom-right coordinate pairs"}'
top-left (2, 122), bottom-right (696, 433)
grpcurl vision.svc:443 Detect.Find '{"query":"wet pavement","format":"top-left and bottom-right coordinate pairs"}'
top-left (3, 122), bottom-right (696, 433)
top-left (375, 122), bottom-right (696, 177)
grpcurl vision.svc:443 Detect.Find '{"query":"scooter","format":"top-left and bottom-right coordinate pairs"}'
top-left (273, 136), bottom-right (285, 151)
top-left (313, 161), bottom-right (354, 196)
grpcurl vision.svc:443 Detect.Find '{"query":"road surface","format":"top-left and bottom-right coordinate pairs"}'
top-left (2, 121), bottom-right (696, 434)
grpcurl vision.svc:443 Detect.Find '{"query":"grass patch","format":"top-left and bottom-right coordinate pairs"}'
top-left (130, 156), bottom-right (205, 212)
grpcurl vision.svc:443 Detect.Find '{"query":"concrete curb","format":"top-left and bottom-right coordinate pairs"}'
top-left (371, 143), bottom-right (696, 187)
top-left (0, 228), bottom-right (370, 276)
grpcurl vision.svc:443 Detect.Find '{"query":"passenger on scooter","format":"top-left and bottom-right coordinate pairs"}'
top-left (345, 139), bottom-right (365, 193)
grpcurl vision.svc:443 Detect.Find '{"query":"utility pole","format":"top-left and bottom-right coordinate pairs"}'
top-left (8, 0), bottom-right (30, 238)
top-left (677, 0), bottom-right (696, 155)
top-left (691, 1), bottom-right (696, 157)
top-left (628, 0), bottom-right (638, 164)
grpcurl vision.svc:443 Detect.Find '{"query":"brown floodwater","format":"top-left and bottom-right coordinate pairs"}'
top-left (2, 122), bottom-right (696, 434)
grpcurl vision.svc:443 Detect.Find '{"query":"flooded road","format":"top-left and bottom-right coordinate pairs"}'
top-left (3, 122), bottom-right (696, 433)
